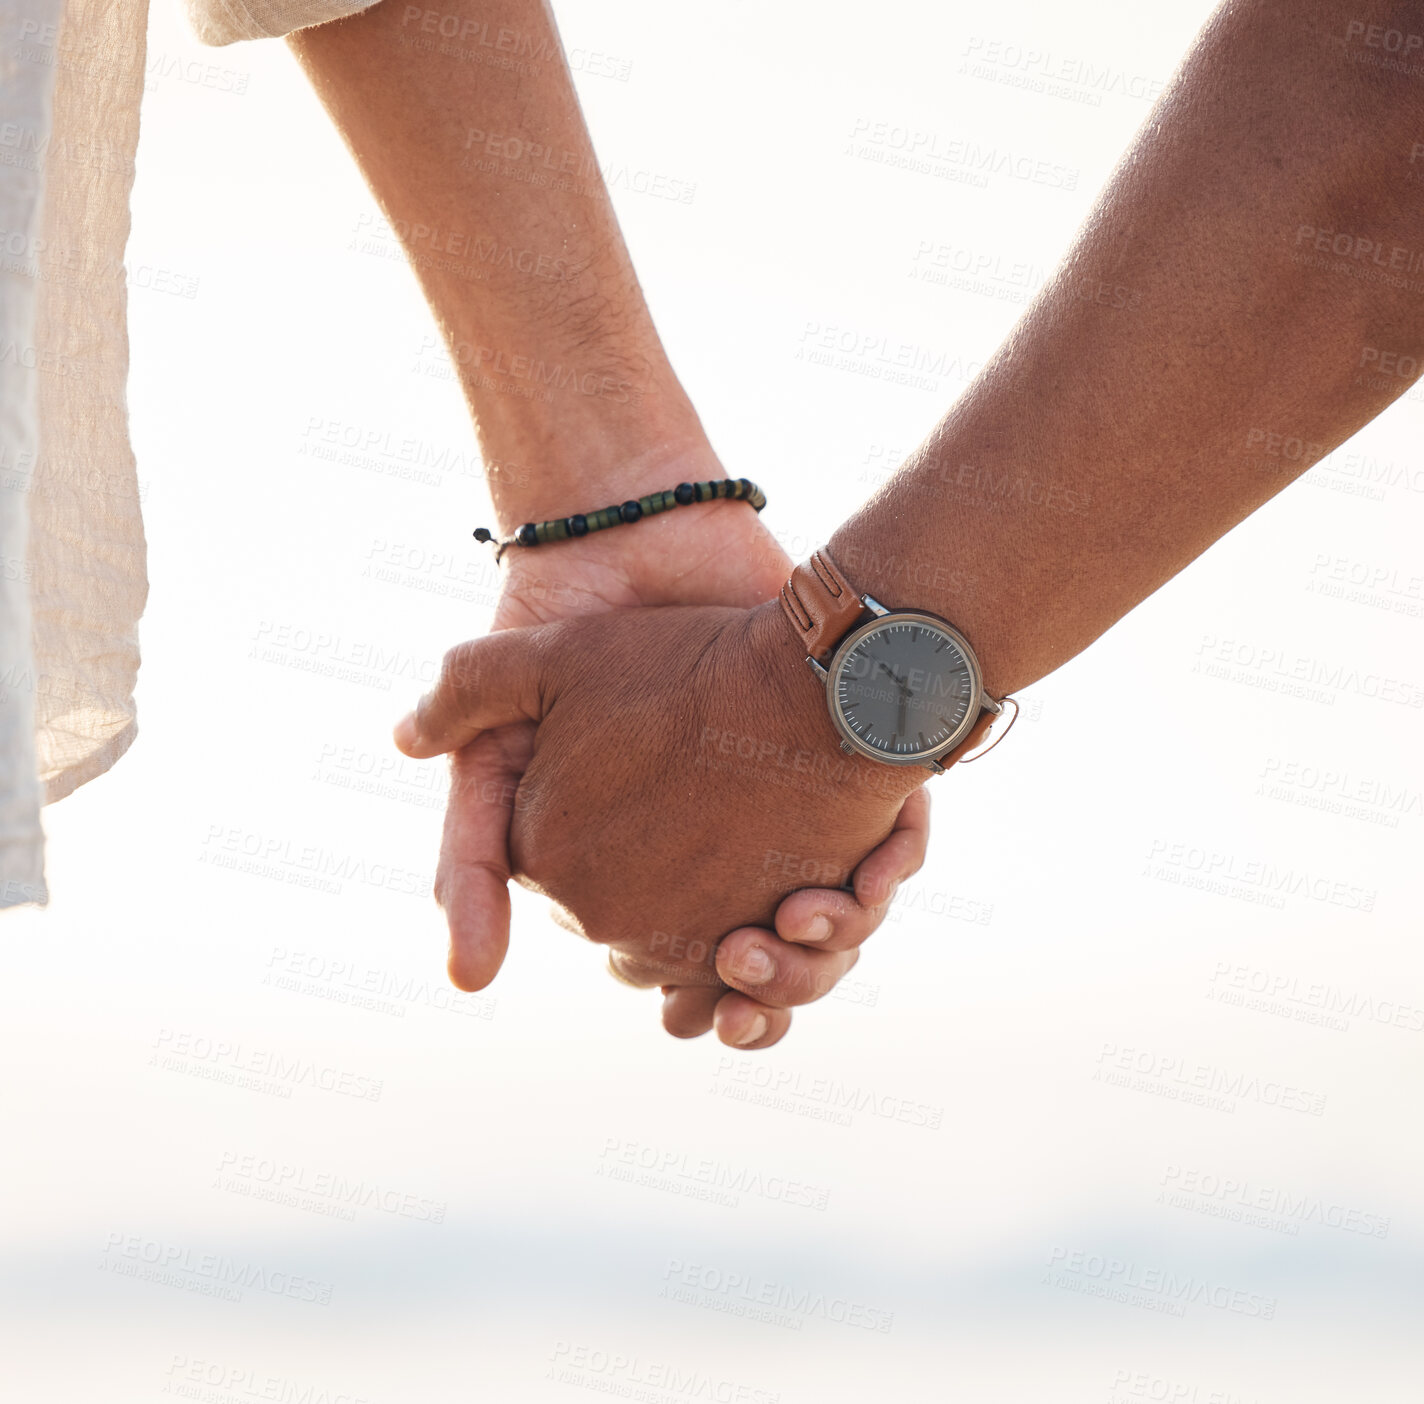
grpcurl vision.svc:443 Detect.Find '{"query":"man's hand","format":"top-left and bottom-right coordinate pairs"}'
top-left (397, 598), bottom-right (930, 1049)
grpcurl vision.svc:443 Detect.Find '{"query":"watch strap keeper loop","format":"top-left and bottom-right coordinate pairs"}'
top-left (778, 547), bottom-right (866, 663)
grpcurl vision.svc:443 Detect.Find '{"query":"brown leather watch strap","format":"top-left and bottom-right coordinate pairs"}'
top-left (778, 548), bottom-right (866, 663)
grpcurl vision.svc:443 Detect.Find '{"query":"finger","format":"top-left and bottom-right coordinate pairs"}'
top-left (608, 948), bottom-right (723, 989)
top-left (436, 724), bottom-right (534, 991)
top-left (852, 785), bottom-right (930, 908)
top-left (714, 926), bottom-right (859, 1009)
top-left (773, 887), bottom-right (877, 953)
top-left (774, 788), bottom-right (930, 951)
top-left (713, 992), bottom-right (792, 1050)
top-left (394, 626), bottom-right (554, 759)
top-left (660, 984), bottom-right (722, 1039)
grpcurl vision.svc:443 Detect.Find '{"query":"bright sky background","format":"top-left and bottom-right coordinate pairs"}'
top-left (3, 1), bottom-right (1422, 1400)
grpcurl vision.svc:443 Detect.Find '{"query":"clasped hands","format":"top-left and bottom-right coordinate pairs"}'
top-left (394, 482), bottom-right (931, 1049)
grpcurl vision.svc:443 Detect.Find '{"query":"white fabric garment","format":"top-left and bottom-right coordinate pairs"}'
top-left (0, 0), bottom-right (380, 907)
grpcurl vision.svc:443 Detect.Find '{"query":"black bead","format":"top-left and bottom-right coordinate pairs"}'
top-left (569, 514), bottom-right (588, 536)
top-left (738, 477), bottom-right (754, 498)
top-left (473, 527), bottom-right (493, 543)
top-left (620, 499), bottom-right (643, 523)
top-left (516, 523), bottom-right (538, 547)
top-left (674, 481), bottom-right (695, 506)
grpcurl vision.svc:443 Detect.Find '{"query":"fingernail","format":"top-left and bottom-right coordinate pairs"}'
top-left (393, 713), bottom-right (420, 753)
top-left (734, 1013), bottom-right (768, 1046)
top-left (732, 945), bottom-right (775, 985)
top-left (803, 915), bottom-right (833, 943)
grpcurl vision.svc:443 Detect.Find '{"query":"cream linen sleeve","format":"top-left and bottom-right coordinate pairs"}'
top-left (185, 0), bottom-right (382, 47)
top-left (28, 0), bottom-right (148, 813)
top-left (30, 3), bottom-right (386, 805)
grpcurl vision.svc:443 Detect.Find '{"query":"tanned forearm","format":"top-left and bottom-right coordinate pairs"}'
top-left (829, 0), bottom-right (1424, 698)
top-left (288, 0), bottom-right (705, 529)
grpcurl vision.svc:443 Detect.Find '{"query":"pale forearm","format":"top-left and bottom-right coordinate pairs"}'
top-left (833, 0), bottom-right (1424, 696)
top-left (289, 0), bottom-right (704, 528)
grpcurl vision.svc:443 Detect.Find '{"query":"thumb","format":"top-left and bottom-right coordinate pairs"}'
top-left (394, 625), bottom-right (555, 759)
top-left (436, 723), bottom-right (534, 991)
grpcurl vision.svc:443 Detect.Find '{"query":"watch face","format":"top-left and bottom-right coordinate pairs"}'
top-left (829, 612), bottom-right (982, 763)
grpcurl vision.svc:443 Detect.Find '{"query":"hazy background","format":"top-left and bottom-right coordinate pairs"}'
top-left (3, 0), bottom-right (1422, 1399)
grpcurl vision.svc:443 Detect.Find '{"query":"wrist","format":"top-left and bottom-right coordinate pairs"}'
top-left (826, 522), bottom-right (1030, 698)
top-left (473, 374), bottom-right (714, 534)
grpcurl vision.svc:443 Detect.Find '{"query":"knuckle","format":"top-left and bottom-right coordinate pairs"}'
top-left (441, 641), bottom-right (475, 691)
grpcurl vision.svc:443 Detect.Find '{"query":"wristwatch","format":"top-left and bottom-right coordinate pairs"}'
top-left (779, 549), bottom-right (1011, 774)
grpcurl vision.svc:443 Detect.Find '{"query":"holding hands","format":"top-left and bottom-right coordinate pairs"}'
top-left (397, 468), bottom-right (933, 1049)
top-left (293, 0), bottom-right (1424, 1055)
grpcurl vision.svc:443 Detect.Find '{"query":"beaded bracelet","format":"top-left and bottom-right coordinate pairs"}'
top-left (473, 477), bottom-right (767, 562)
